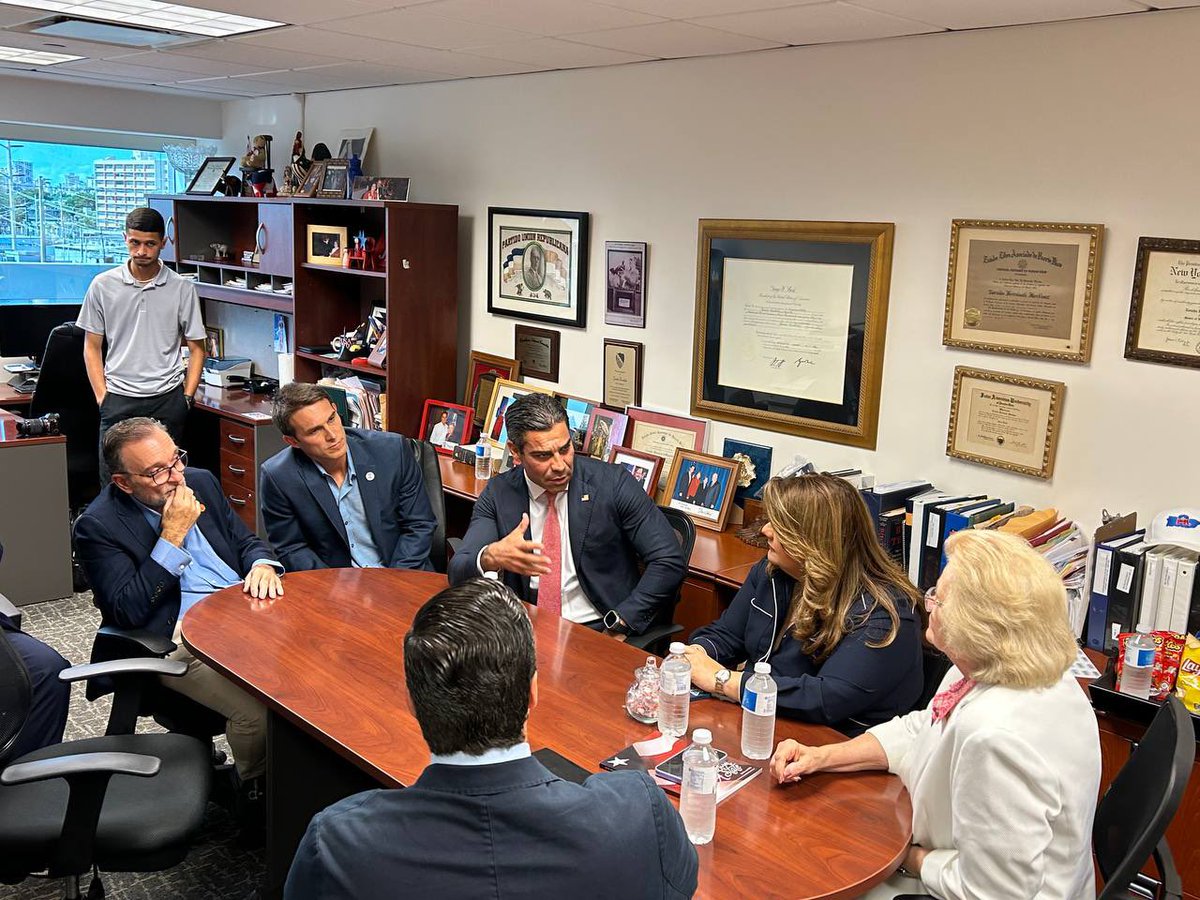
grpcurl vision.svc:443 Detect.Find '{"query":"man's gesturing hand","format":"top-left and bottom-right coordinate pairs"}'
top-left (481, 514), bottom-right (551, 577)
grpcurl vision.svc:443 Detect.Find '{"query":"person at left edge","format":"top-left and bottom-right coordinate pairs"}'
top-left (76, 207), bottom-right (206, 478)
top-left (258, 382), bottom-right (437, 572)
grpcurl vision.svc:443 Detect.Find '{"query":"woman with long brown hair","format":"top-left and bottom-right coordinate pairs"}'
top-left (686, 473), bottom-right (923, 734)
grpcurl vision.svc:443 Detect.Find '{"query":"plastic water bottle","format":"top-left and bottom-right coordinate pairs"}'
top-left (741, 661), bottom-right (778, 759)
top-left (680, 728), bottom-right (719, 845)
top-left (1120, 626), bottom-right (1157, 700)
top-left (657, 642), bottom-right (691, 739)
top-left (474, 444), bottom-right (491, 480)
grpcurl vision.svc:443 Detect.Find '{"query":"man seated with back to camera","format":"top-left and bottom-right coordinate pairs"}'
top-left (284, 578), bottom-right (698, 900)
top-left (259, 383), bottom-right (437, 572)
top-left (73, 417), bottom-right (283, 814)
top-left (447, 392), bottom-right (685, 642)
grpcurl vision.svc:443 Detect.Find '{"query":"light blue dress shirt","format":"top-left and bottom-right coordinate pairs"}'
top-left (316, 451), bottom-right (384, 568)
top-left (429, 742), bottom-right (531, 767)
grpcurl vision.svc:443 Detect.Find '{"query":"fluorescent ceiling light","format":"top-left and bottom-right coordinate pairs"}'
top-left (2, 0), bottom-right (284, 37)
top-left (0, 43), bottom-right (84, 64)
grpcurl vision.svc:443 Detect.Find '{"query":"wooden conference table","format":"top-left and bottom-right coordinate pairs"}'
top-left (184, 569), bottom-right (912, 900)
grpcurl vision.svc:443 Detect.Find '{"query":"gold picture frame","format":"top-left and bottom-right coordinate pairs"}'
top-left (943, 219), bottom-right (1104, 363)
top-left (306, 224), bottom-right (346, 267)
top-left (946, 366), bottom-right (1065, 480)
top-left (1124, 236), bottom-right (1200, 369)
top-left (691, 218), bottom-right (895, 450)
top-left (663, 449), bottom-right (741, 532)
top-left (481, 378), bottom-right (555, 447)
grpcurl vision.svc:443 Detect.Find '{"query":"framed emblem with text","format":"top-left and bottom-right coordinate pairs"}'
top-left (488, 207), bottom-right (589, 328)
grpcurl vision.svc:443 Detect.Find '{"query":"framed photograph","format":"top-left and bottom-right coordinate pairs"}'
top-left (336, 128), bottom-right (374, 165)
top-left (464, 351), bottom-right (520, 425)
top-left (487, 207), bottom-right (589, 328)
top-left (624, 407), bottom-right (707, 489)
top-left (944, 219), bottom-right (1104, 363)
top-left (692, 218), bottom-right (895, 451)
top-left (556, 393), bottom-right (599, 452)
top-left (204, 325), bottom-right (225, 359)
top-left (317, 159), bottom-right (350, 199)
top-left (664, 449), bottom-right (741, 532)
top-left (583, 408), bottom-right (628, 461)
top-left (306, 224), bottom-right (347, 266)
top-left (366, 331), bottom-right (388, 368)
top-left (296, 161), bottom-right (324, 198)
top-left (605, 241), bottom-right (647, 328)
top-left (608, 445), bottom-right (663, 497)
top-left (946, 366), bottom-right (1065, 480)
top-left (185, 156), bottom-right (235, 196)
top-left (722, 438), bottom-right (773, 505)
top-left (603, 338), bottom-right (643, 409)
top-left (514, 324), bottom-right (560, 382)
top-left (1124, 236), bottom-right (1200, 369)
top-left (482, 378), bottom-right (555, 447)
top-left (419, 399), bottom-right (474, 455)
top-left (351, 176), bottom-right (410, 201)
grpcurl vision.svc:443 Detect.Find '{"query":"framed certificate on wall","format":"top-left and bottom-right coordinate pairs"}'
top-left (1125, 236), bottom-right (1200, 369)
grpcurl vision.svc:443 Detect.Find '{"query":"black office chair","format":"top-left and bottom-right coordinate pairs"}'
top-left (1094, 695), bottom-right (1194, 900)
top-left (29, 323), bottom-right (101, 513)
top-left (627, 507), bottom-right (696, 654)
top-left (915, 645), bottom-right (952, 712)
top-left (0, 628), bottom-right (210, 899)
top-left (406, 436), bottom-right (448, 573)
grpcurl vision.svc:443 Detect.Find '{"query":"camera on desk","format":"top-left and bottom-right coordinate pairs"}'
top-left (17, 412), bottom-right (60, 438)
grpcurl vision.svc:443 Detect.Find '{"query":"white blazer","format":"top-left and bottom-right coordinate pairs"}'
top-left (863, 667), bottom-right (1101, 900)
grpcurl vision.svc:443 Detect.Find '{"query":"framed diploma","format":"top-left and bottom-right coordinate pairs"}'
top-left (624, 407), bottom-right (707, 489)
top-left (488, 207), bottom-right (589, 328)
top-left (692, 219), bottom-right (894, 450)
top-left (946, 367), bottom-right (1064, 480)
top-left (664, 449), bottom-right (741, 532)
top-left (513, 325), bottom-right (560, 382)
top-left (944, 219), bottom-right (1104, 363)
top-left (1124, 237), bottom-right (1200, 369)
top-left (603, 338), bottom-right (643, 409)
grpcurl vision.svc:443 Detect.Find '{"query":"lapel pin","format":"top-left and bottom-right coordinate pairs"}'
top-left (366, 471), bottom-right (376, 481)
top-left (582, 494), bottom-right (590, 501)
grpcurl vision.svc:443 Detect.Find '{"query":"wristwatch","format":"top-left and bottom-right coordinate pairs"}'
top-left (713, 668), bottom-right (732, 696)
top-left (602, 609), bottom-right (630, 635)
top-left (183, 393), bottom-right (195, 408)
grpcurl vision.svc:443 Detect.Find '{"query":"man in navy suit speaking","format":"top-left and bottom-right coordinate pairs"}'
top-left (448, 392), bottom-right (684, 641)
top-left (259, 382), bottom-right (437, 573)
top-left (284, 578), bottom-right (698, 900)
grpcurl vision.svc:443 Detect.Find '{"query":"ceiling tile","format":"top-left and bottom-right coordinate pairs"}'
top-left (695, 1), bottom-right (942, 44)
top-left (849, 0), bottom-right (1148, 30)
top-left (591, 0), bottom-right (826, 18)
top-left (470, 35), bottom-right (653, 67)
top-left (1143, 0), bottom-right (1200, 6)
top-left (242, 62), bottom-right (447, 90)
top-left (566, 19), bottom-right (783, 57)
top-left (312, 7), bottom-right (536, 49)
top-left (55, 57), bottom-right (186, 80)
top-left (418, 0), bottom-right (664, 36)
top-left (175, 73), bottom-right (294, 94)
top-left (109, 48), bottom-right (269, 75)
top-left (171, 36), bottom-right (342, 69)
top-left (0, 4), bottom-right (49, 26)
top-left (162, 0), bottom-right (411, 26)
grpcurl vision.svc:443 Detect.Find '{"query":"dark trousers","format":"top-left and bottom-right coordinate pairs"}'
top-left (2, 626), bottom-right (70, 758)
top-left (98, 385), bottom-right (189, 483)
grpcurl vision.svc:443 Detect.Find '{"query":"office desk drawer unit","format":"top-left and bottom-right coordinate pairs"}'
top-left (215, 416), bottom-right (285, 537)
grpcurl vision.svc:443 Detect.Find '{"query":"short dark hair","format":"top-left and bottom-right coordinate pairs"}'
top-left (103, 416), bottom-right (168, 476)
top-left (403, 579), bottom-right (536, 756)
top-left (272, 382), bottom-right (335, 436)
top-left (124, 207), bottom-right (165, 237)
top-left (504, 392), bottom-right (567, 450)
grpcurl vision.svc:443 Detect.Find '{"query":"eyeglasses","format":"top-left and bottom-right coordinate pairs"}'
top-left (924, 586), bottom-right (944, 611)
top-left (122, 449), bottom-right (187, 486)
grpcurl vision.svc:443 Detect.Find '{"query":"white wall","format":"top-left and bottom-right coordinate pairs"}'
top-left (224, 8), bottom-right (1200, 530)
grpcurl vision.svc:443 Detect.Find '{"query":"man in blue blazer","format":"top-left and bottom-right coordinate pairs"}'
top-left (259, 382), bottom-right (436, 572)
top-left (284, 578), bottom-right (698, 900)
top-left (447, 392), bottom-right (684, 640)
top-left (74, 417), bottom-right (283, 784)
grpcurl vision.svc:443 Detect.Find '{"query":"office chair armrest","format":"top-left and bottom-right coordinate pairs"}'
top-left (1, 751), bottom-right (160, 786)
top-left (60, 658), bottom-right (188, 683)
top-left (1154, 837), bottom-right (1182, 899)
top-left (626, 622), bottom-right (683, 653)
top-left (0, 592), bottom-right (20, 629)
top-left (447, 537), bottom-right (463, 554)
top-left (95, 624), bottom-right (177, 657)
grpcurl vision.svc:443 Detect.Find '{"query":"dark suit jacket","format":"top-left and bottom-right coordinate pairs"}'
top-left (447, 456), bottom-right (685, 634)
top-left (258, 429), bottom-right (436, 572)
top-left (74, 468), bottom-right (275, 639)
top-left (283, 756), bottom-right (698, 900)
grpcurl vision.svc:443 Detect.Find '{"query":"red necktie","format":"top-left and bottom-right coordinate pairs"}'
top-left (539, 493), bottom-right (562, 617)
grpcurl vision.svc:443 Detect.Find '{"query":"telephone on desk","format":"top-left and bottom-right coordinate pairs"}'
top-left (6, 373), bottom-right (38, 394)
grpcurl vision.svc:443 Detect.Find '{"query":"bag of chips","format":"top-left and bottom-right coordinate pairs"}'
top-left (1175, 634), bottom-right (1200, 714)
top-left (1114, 631), bottom-right (1186, 701)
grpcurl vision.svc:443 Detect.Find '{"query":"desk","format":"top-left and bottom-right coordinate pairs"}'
top-left (0, 382), bottom-right (34, 410)
top-left (184, 568), bottom-right (912, 900)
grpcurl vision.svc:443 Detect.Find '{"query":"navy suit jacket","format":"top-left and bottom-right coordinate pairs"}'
top-left (689, 559), bottom-right (923, 735)
top-left (258, 429), bottom-right (436, 572)
top-left (284, 756), bottom-right (698, 900)
top-left (74, 468), bottom-right (275, 639)
top-left (447, 456), bottom-right (685, 635)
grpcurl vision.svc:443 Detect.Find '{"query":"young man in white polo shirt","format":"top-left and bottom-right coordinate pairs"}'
top-left (77, 207), bottom-right (207, 479)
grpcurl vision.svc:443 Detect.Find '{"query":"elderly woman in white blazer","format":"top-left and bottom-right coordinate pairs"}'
top-left (770, 529), bottom-right (1101, 900)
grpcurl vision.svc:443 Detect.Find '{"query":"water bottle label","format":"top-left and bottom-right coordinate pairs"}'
top-left (661, 672), bottom-right (690, 695)
top-left (1127, 647), bottom-right (1155, 668)
top-left (743, 689), bottom-right (776, 716)
top-left (684, 764), bottom-right (717, 795)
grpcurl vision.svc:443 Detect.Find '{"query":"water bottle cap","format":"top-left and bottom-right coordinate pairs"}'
top-left (1136, 624), bottom-right (1151, 634)
top-left (754, 662), bottom-right (771, 675)
top-left (692, 729), bottom-right (712, 744)
top-left (669, 642), bottom-right (687, 655)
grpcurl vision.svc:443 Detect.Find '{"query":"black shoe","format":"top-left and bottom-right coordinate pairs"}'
top-left (235, 776), bottom-right (266, 849)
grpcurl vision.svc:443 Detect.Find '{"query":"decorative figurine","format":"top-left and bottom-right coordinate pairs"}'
top-left (280, 131), bottom-right (310, 197)
top-left (239, 134), bottom-right (275, 196)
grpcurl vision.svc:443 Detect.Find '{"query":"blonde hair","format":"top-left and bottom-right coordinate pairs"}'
top-left (937, 529), bottom-right (1076, 689)
top-left (762, 474), bottom-right (918, 661)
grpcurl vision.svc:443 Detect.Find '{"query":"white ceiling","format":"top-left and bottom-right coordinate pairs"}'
top-left (0, 0), bottom-right (1193, 100)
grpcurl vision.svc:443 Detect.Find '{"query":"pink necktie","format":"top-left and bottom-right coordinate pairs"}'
top-left (930, 676), bottom-right (976, 723)
top-left (539, 494), bottom-right (562, 617)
